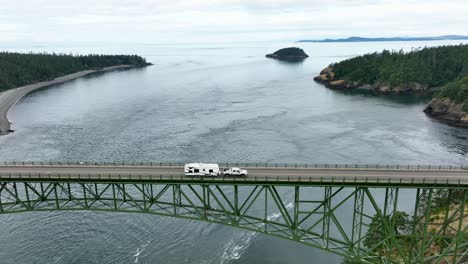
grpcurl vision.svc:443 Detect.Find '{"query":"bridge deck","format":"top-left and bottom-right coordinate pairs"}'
top-left (0, 165), bottom-right (466, 186)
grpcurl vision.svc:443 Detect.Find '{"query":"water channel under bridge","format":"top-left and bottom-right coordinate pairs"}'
top-left (0, 162), bottom-right (466, 263)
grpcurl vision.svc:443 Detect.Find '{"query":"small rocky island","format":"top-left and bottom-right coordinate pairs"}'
top-left (266, 47), bottom-right (308, 61)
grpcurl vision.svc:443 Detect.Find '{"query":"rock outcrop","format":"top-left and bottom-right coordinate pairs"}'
top-left (266, 47), bottom-right (309, 62)
top-left (424, 98), bottom-right (468, 127)
top-left (314, 67), bottom-right (430, 94)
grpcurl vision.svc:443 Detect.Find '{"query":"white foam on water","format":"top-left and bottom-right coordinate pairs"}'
top-left (220, 201), bottom-right (292, 263)
top-left (220, 230), bottom-right (257, 263)
top-left (266, 212), bottom-right (281, 221)
top-left (133, 240), bottom-right (151, 263)
top-left (133, 248), bottom-right (141, 263)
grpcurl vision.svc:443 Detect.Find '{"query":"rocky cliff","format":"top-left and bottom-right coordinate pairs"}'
top-left (424, 98), bottom-right (468, 127)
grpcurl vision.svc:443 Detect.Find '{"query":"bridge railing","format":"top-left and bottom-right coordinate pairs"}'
top-left (0, 161), bottom-right (466, 171)
top-left (0, 172), bottom-right (466, 186)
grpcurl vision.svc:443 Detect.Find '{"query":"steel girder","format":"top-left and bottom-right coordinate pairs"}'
top-left (0, 181), bottom-right (466, 263)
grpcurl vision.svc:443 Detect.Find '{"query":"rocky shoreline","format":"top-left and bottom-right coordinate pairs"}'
top-left (313, 67), bottom-right (431, 94)
top-left (0, 64), bottom-right (149, 136)
top-left (424, 98), bottom-right (468, 127)
top-left (314, 66), bottom-right (468, 128)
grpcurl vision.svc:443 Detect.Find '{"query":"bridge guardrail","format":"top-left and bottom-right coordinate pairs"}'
top-left (0, 172), bottom-right (466, 186)
top-left (0, 161), bottom-right (466, 171)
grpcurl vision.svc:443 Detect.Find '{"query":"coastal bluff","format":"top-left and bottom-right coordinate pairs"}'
top-left (313, 45), bottom-right (468, 96)
top-left (266, 47), bottom-right (309, 61)
top-left (424, 77), bottom-right (468, 127)
top-left (313, 67), bottom-right (429, 94)
top-left (424, 98), bottom-right (468, 127)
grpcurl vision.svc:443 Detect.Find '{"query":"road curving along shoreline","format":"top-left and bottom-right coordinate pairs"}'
top-left (0, 65), bottom-right (144, 136)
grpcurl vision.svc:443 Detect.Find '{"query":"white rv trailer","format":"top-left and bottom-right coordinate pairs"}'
top-left (184, 163), bottom-right (220, 176)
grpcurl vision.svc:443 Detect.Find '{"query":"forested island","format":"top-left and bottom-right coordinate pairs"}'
top-left (0, 52), bottom-right (150, 91)
top-left (266, 47), bottom-right (309, 61)
top-left (314, 44), bottom-right (468, 127)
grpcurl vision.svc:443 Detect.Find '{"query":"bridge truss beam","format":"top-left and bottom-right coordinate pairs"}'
top-left (0, 181), bottom-right (466, 263)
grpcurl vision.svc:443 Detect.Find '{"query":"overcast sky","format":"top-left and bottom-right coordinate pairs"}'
top-left (1, 0), bottom-right (467, 44)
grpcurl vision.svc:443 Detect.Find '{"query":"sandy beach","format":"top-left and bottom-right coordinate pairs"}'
top-left (0, 65), bottom-right (136, 135)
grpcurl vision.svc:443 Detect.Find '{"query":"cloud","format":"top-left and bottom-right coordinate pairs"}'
top-left (0, 0), bottom-right (467, 43)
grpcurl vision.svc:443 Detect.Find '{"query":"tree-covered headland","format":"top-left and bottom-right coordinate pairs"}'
top-left (330, 44), bottom-right (468, 89)
top-left (315, 44), bottom-right (468, 93)
top-left (434, 76), bottom-right (468, 111)
top-left (314, 44), bottom-right (468, 127)
top-left (0, 52), bottom-right (150, 92)
top-left (423, 76), bottom-right (468, 127)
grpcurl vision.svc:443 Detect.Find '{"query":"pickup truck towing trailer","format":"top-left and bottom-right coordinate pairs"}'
top-left (184, 163), bottom-right (220, 176)
top-left (222, 167), bottom-right (248, 177)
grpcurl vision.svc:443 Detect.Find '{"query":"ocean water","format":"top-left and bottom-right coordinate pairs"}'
top-left (0, 40), bottom-right (467, 263)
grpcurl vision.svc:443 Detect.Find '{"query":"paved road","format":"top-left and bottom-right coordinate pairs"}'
top-left (0, 165), bottom-right (466, 185)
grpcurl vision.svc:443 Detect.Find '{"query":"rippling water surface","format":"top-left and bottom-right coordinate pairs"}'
top-left (0, 40), bottom-right (467, 263)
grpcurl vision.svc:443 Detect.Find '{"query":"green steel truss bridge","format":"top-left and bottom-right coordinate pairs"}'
top-left (0, 162), bottom-right (467, 263)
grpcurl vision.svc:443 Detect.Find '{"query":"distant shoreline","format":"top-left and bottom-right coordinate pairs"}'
top-left (297, 35), bottom-right (468, 43)
top-left (0, 65), bottom-right (145, 136)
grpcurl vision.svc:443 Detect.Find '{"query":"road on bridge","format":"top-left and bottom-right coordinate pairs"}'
top-left (0, 165), bottom-right (467, 185)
